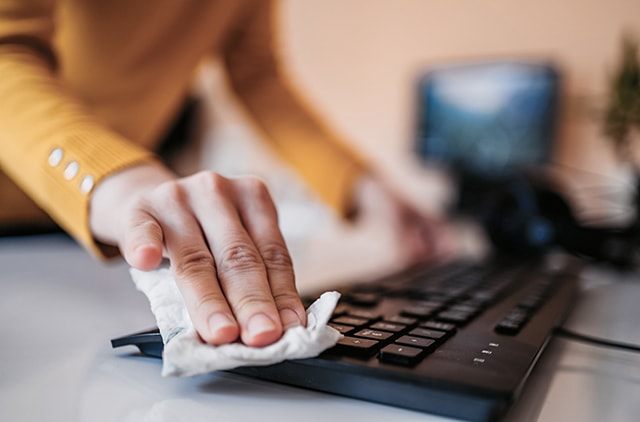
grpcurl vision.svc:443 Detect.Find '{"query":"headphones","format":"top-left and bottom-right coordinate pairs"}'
top-left (461, 172), bottom-right (640, 269)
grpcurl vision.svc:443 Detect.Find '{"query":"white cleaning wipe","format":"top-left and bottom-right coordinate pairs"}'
top-left (129, 267), bottom-right (342, 377)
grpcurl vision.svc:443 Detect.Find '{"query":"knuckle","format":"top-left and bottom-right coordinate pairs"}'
top-left (127, 219), bottom-right (163, 249)
top-left (260, 242), bottom-right (292, 271)
top-left (217, 242), bottom-right (263, 275)
top-left (173, 247), bottom-right (215, 278)
top-left (193, 290), bottom-right (226, 315)
top-left (240, 177), bottom-right (272, 202)
top-left (124, 203), bottom-right (152, 225)
top-left (155, 180), bottom-right (187, 205)
top-left (233, 292), bottom-right (274, 314)
top-left (193, 171), bottom-right (229, 196)
top-left (124, 194), bottom-right (156, 221)
top-left (126, 193), bottom-right (148, 210)
top-left (272, 290), bottom-right (301, 307)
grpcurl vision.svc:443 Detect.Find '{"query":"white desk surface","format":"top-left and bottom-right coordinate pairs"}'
top-left (1, 233), bottom-right (639, 422)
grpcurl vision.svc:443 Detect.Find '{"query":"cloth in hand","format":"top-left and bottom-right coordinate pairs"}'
top-left (129, 267), bottom-right (342, 377)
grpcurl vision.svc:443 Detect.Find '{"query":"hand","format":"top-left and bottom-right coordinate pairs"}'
top-left (352, 174), bottom-right (454, 268)
top-left (89, 162), bottom-right (307, 347)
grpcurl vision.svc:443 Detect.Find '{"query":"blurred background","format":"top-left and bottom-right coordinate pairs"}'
top-left (282, 0), bottom-right (638, 175)
top-left (175, 0), bottom-right (640, 288)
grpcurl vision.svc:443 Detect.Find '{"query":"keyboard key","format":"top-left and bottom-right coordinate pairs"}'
top-left (396, 336), bottom-right (437, 350)
top-left (504, 308), bottom-right (529, 324)
top-left (332, 304), bottom-right (349, 316)
top-left (409, 327), bottom-right (447, 340)
top-left (385, 315), bottom-right (418, 326)
top-left (370, 321), bottom-right (406, 333)
top-left (328, 323), bottom-right (353, 334)
top-left (447, 304), bottom-right (481, 315)
top-left (436, 310), bottom-right (475, 325)
top-left (353, 329), bottom-right (393, 341)
top-left (456, 297), bottom-right (490, 308)
top-left (378, 344), bottom-right (424, 366)
top-left (335, 336), bottom-right (380, 357)
top-left (468, 289), bottom-right (499, 303)
top-left (495, 319), bottom-right (523, 335)
top-left (332, 316), bottom-right (370, 327)
top-left (420, 321), bottom-right (457, 333)
top-left (345, 309), bottom-right (383, 321)
top-left (494, 306), bottom-right (530, 335)
top-left (401, 304), bottom-right (438, 319)
top-left (343, 292), bottom-right (380, 307)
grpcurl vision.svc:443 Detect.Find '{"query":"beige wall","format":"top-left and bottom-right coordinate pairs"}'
top-left (278, 0), bottom-right (640, 215)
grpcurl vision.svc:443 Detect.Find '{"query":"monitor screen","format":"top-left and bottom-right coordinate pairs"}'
top-left (416, 60), bottom-right (560, 180)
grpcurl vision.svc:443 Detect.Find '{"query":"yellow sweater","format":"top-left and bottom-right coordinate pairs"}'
top-left (0, 0), bottom-right (365, 256)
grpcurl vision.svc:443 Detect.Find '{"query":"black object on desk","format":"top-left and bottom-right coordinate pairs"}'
top-left (112, 257), bottom-right (580, 422)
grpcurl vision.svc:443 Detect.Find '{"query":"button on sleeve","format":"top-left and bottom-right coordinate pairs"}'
top-left (48, 147), bottom-right (64, 167)
top-left (79, 174), bottom-right (95, 195)
top-left (63, 161), bottom-right (79, 180)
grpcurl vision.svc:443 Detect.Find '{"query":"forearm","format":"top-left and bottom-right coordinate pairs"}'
top-left (0, 44), bottom-right (154, 256)
top-left (230, 73), bottom-right (367, 214)
top-left (222, 1), bottom-right (368, 216)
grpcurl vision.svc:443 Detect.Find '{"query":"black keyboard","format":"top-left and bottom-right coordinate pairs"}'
top-left (111, 256), bottom-right (580, 422)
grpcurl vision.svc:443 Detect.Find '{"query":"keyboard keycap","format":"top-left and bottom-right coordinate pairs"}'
top-left (370, 321), bottom-right (406, 333)
top-left (332, 316), bottom-right (370, 327)
top-left (328, 323), bottom-right (353, 334)
top-left (401, 305), bottom-right (438, 319)
top-left (504, 308), bottom-right (529, 324)
top-left (436, 310), bottom-right (475, 325)
top-left (343, 292), bottom-right (380, 307)
top-left (378, 344), bottom-right (424, 366)
top-left (420, 321), bottom-right (457, 333)
top-left (335, 336), bottom-right (380, 357)
top-left (345, 309), bottom-right (383, 321)
top-left (396, 336), bottom-right (437, 350)
top-left (495, 319), bottom-right (523, 335)
top-left (353, 329), bottom-right (393, 341)
top-left (385, 315), bottom-right (418, 326)
top-left (409, 328), bottom-right (447, 340)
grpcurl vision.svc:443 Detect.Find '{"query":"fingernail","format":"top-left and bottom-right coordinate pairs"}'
top-left (280, 308), bottom-right (302, 329)
top-left (247, 313), bottom-right (278, 339)
top-left (208, 313), bottom-right (236, 337)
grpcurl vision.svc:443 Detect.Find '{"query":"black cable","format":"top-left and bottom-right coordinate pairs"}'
top-left (554, 327), bottom-right (640, 353)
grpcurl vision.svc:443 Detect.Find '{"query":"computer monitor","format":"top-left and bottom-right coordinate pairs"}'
top-left (415, 60), bottom-right (560, 181)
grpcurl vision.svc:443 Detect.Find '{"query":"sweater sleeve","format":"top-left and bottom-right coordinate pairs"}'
top-left (0, 0), bottom-right (155, 258)
top-left (220, 0), bottom-right (368, 216)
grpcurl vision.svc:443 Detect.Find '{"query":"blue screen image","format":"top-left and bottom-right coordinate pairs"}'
top-left (416, 61), bottom-right (559, 180)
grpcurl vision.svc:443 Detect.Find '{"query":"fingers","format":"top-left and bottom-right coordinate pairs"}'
top-left (96, 164), bottom-right (304, 347)
top-left (353, 174), bottom-right (449, 267)
top-left (233, 178), bottom-right (306, 330)
top-left (162, 209), bottom-right (241, 346)
top-left (121, 208), bottom-right (164, 271)
top-left (186, 174), bottom-right (281, 346)
top-left (400, 208), bottom-right (455, 267)
top-left (407, 211), bottom-right (439, 258)
top-left (134, 172), bottom-right (300, 348)
top-left (420, 217), bottom-right (458, 261)
top-left (124, 182), bottom-right (241, 345)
